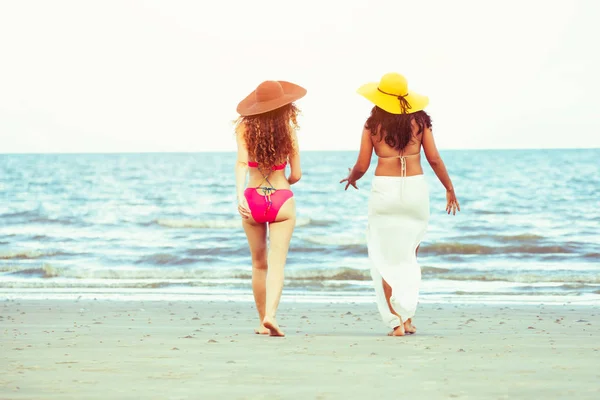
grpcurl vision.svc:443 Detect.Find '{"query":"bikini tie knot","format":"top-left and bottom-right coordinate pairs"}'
top-left (259, 186), bottom-right (276, 216)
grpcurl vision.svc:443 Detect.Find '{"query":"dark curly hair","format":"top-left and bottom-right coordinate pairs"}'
top-left (236, 104), bottom-right (299, 168)
top-left (365, 106), bottom-right (432, 152)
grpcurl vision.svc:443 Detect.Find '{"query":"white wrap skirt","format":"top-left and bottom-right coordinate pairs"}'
top-left (367, 175), bottom-right (430, 328)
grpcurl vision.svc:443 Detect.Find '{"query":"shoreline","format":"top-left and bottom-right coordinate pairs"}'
top-left (1, 289), bottom-right (599, 306)
top-left (2, 299), bottom-right (599, 399)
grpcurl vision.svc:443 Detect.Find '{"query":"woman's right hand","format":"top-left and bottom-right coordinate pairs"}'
top-left (238, 196), bottom-right (250, 219)
top-left (446, 189), bottom-right (460, 215)
top-left (340, 167), bottom-right (359, 190)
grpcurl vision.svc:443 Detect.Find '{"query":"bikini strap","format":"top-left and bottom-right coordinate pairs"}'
top-left (249, 160), bottom-right (288, 214)
top-left (386, 151), bottom-right (420, 177)
top-left (397, 149), bottom-right (410, 177)
top-left (399, 155), bottom-right (407, 177)
top-left (256, 168), bottom-right (276, 191)
top-left (255, 166), bottom-right (278, 216)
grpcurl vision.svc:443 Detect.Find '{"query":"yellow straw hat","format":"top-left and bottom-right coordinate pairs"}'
top-left (357, 72), bottom-right (429, 115)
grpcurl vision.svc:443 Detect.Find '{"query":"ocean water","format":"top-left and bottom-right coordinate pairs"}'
top-left (1, 150), bottom-right (599, 304)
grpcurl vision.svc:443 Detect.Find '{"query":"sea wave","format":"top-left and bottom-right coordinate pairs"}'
top-left (471, 210), bottom-right (511, 215)
top-left (134, 248), bottom-right (254, 265)
top-left (306, 219), bottom-right (337, 227)
top-left (296, 239), bottom-right (584, 256)
top-left (422, 268), bottom-right (600, 284)
top-left (461, 233), bottom-right (544, 242)
top-left (452, 290), bottom-right (582, 296)
top-left (1, 210), bottom-right (78, 226)
top-left (303, 235), bottom-right (366, 246)
top-left (0, 264), bottom-right (372, 281)
top-left (154, 217), bottom-right (312, 229)
top-left (135, 253), bottom-right (199, 266)
top-left (0, 278), bottom-right (371, 291)
top-left (155, 219), bottom-right (241, 229)
top-left (234, 267), bottom-right (372, 281)
top-left (453, 283), bottom-right (600, 295)
top-left (0, 264), bottom-right (59, 278)
top-left (2, 264), bottom-right (599, 285)
top-left (0, 264), bottom-right (222, 280)
top-left (292, 245), bottom-right (366, 256)
top-left (1, 210), bottom-right (38, 219)
top-left (584, 252), bottom-right (600, 260)
top-left (421, 242), bottom-right (580, 255)
top-left (0, 249), bottom-right (70, 260)
top-left (29, 217), bottom-right (79, 226)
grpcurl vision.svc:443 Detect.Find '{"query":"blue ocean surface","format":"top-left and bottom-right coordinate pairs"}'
top-left (1, 149), bottom-right (599, 304)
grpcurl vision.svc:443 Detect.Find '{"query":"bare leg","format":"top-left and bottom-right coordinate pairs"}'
top-left (242, 219), bottom-right (269, 334)
top-left (262, 199), bottom-right (295, 337)
top-left (382, 278), bottom-right (405, 336)
top-left (404, 244), bottom-right (421, 334)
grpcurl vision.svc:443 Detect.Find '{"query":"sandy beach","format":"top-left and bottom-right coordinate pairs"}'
top-left (1, 299), bottom-right (598, 399)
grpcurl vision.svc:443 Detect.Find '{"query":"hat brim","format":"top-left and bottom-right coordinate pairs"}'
top-left (357, 82), bottom-right (429, 115)
top-left (237, 81), bottom-right (307, 116)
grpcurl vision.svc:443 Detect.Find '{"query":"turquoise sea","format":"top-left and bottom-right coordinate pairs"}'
top-left (1, 149), bottom-right (599, 304)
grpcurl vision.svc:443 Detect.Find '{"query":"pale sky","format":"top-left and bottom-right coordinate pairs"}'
top-left (1, 0), bottom-right (599, 153)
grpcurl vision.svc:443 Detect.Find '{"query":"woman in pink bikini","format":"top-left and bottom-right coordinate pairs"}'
top-left (234, 80), bottom-right (306, 337)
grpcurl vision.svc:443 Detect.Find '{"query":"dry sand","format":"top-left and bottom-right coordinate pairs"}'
top-left (1, 299), bottom-right (599, 399)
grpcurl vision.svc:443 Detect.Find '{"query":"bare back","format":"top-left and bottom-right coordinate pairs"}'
top-left (247, 166), bottom-right (291, 191)
top-left (236, 121), bottom-right (301, 191)
top-left (372, 119), bottom-right (424, 177)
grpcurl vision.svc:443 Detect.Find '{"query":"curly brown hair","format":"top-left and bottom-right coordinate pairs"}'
top-left (365, 106), bottom-right (432, 152)
top-left (236, 103), bottom-right (300, 168)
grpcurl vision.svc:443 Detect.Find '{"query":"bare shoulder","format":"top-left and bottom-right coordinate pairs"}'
top-left (235, 120), bottom-right (247, 136)
top-left (235, 122), bottom-right (248, 149)
top-left (422, 126), bottom-right (433, 138)
top-left (412, 119), bottom-right (430, 135)
top-left (290, 129), bottom-right (300, 156)
top-left (364, 125), bottom-right (377, 142)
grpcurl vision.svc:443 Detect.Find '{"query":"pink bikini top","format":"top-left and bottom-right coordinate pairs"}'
top-left (248, 161), bottom-right (287, 171)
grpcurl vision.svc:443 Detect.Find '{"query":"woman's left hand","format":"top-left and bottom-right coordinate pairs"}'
top-left (340, 167), bottom-right (358, 190)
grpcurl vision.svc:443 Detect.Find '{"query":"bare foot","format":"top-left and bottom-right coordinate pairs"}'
top-left (263, 317), bottom-right (285, 337)
top-left (254, 325), bottom-right (270, 335)
top-left (388, 325), bottom-right (405, 336)
top-left (404, 319), bottom-right (417, 334)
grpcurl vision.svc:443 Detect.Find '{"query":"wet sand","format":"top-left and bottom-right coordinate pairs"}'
top-left (1, 299), bottom-right (599, 399)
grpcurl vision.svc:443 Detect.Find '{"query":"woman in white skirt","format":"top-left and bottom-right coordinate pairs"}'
top-left (341, 72), bottom-right (460, 336)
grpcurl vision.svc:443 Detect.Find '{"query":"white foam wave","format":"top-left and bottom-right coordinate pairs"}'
top-left (2, 264), bottom-right (599, 285)
top-left (0, 250), bottom-right (62, 260)
top-left (156, 217), bottom-right (311, 229)
top-left (156, 219), bottom-right (241, 229)
top-left (303, 235), bottom-right (366, 246)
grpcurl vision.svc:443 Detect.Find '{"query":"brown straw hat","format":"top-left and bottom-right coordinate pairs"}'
top-left (236, 80), bottom-right (307, 116)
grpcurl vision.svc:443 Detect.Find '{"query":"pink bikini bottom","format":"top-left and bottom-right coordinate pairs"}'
top-left (244, 188), bottom-right (294, 223)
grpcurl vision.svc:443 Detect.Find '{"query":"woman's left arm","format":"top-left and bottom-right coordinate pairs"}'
top-left (235, 124), bottom-right (250, 218)
top-left (287, 131), bottom-right (302, 185)
top-left (340, 127), bottom-right (373, 190)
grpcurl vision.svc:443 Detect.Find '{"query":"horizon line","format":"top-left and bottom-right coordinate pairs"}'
top-left (1, 146), bottom-right (599, 156)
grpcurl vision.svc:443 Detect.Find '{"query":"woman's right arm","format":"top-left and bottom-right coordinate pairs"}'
top-left (340, 127), bottom-right (373, 190)
top-left (422, 127), bottom-right (460, 215)
top-left (235, 124), bottom-right (250, 218)
top-left (287, 131), bottom-right (302, 185)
